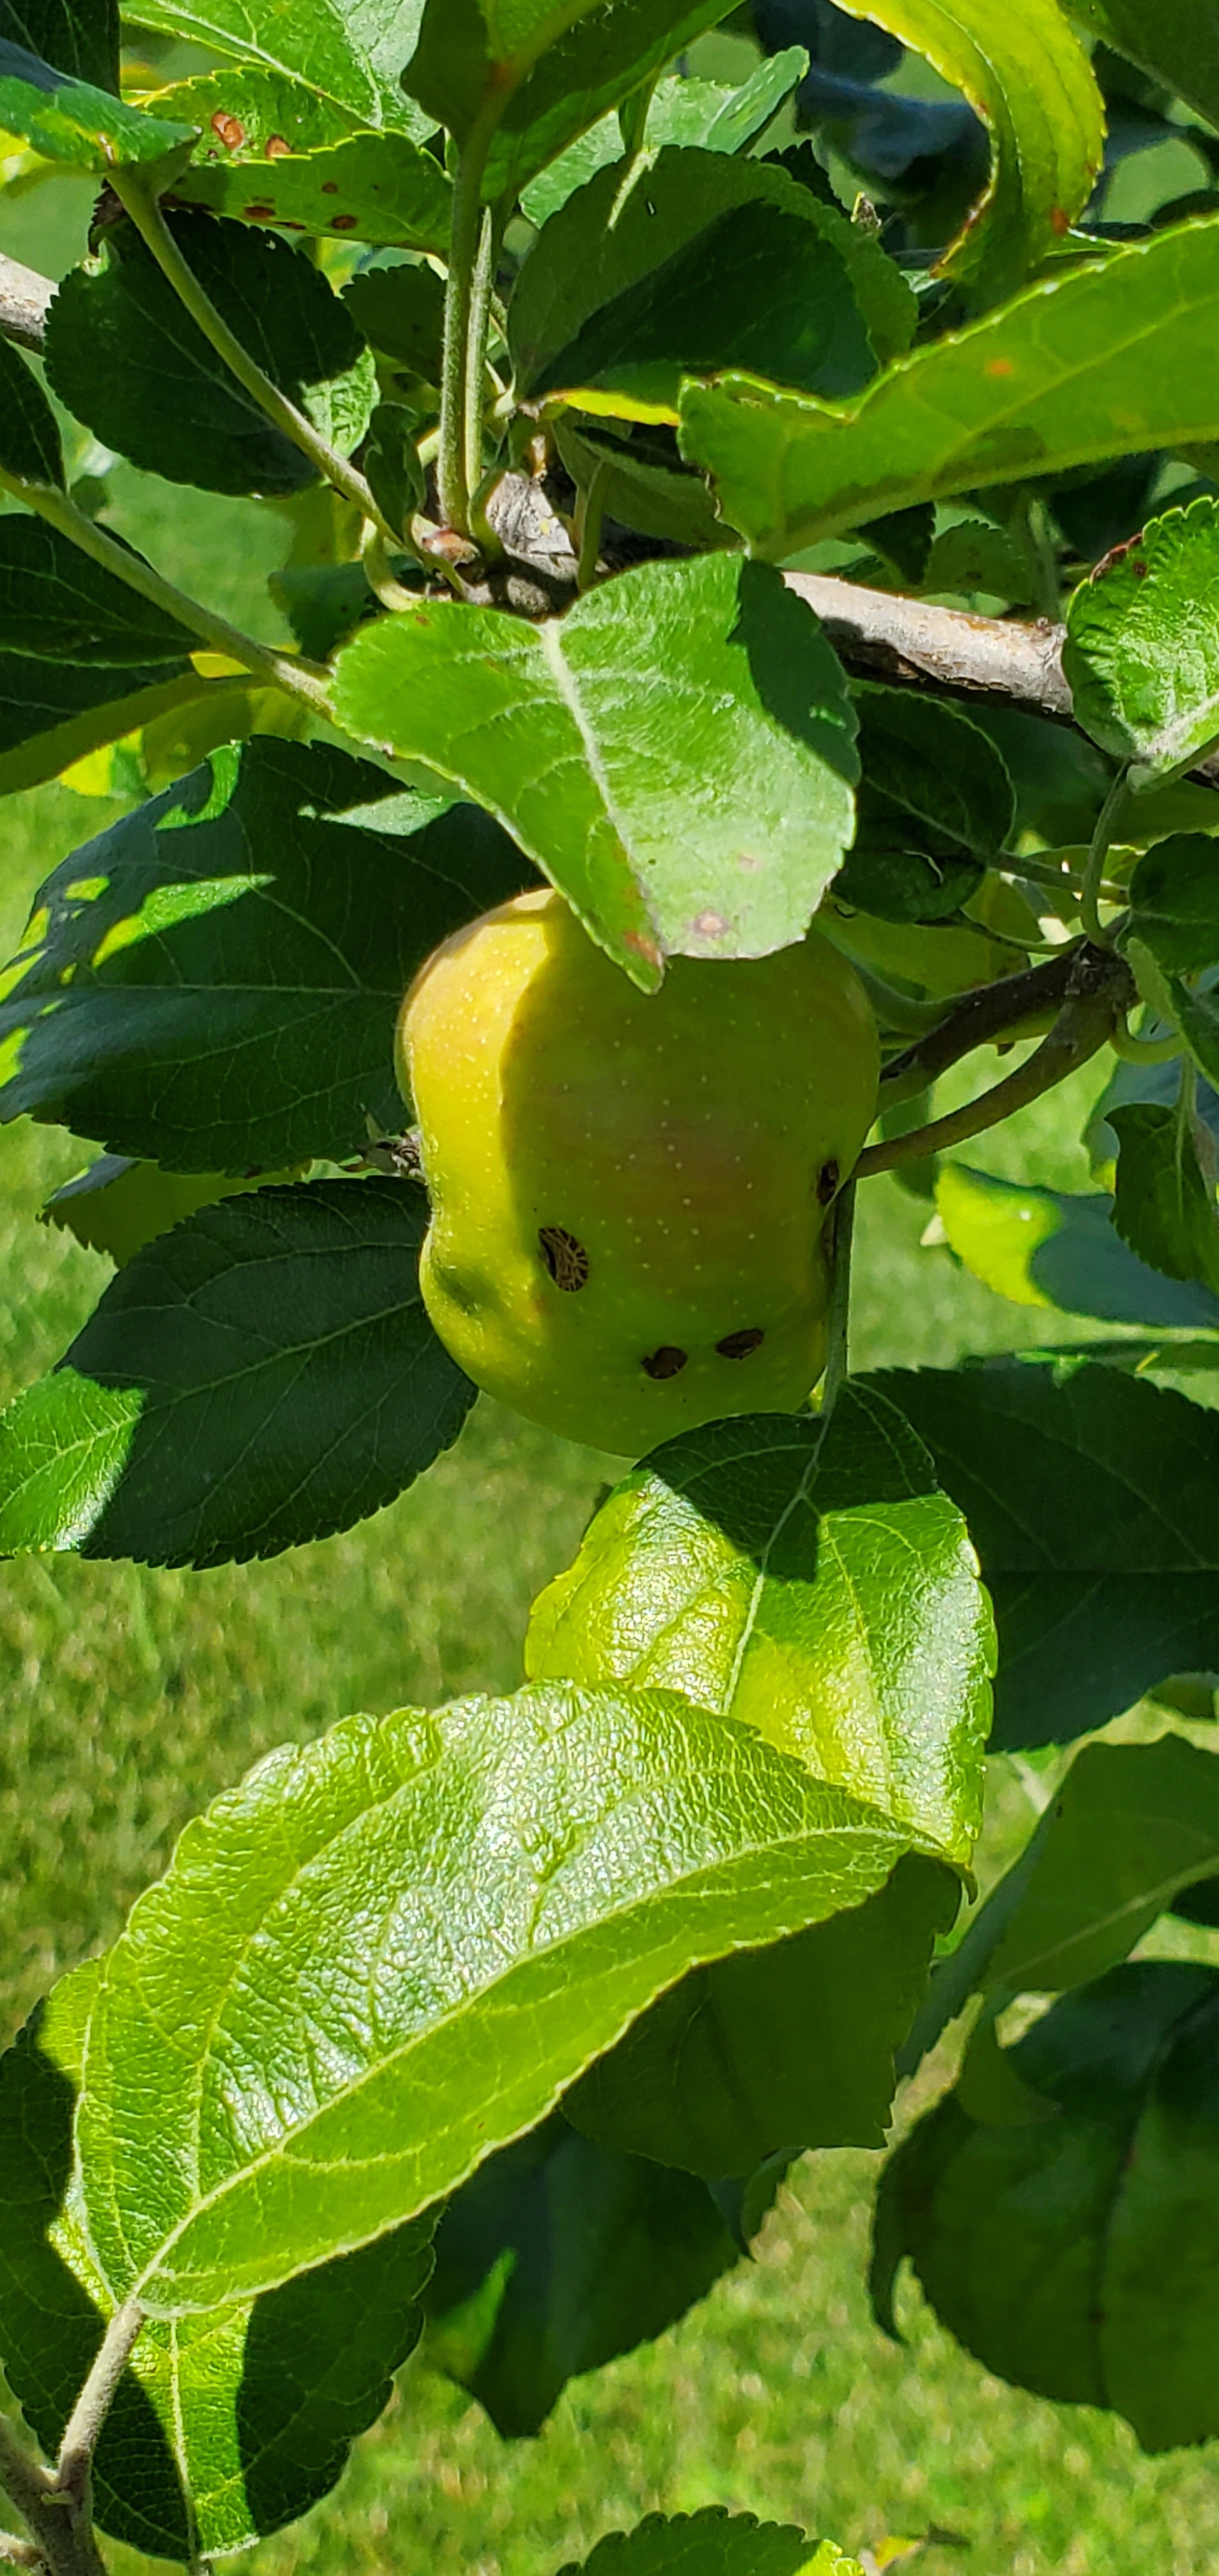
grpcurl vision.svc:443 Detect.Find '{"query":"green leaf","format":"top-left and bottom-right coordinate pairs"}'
top-left (564, 1853), bottom-right (956, 2174)
top-left (1064, 500), bottom-right (1219, 783)
top-left (527, 1384), bottom-right (992, 1864)
top-left (341, 260), bottom-right (445, 376)
top-left (921, 516), bottom-right (1036, 604)
top-left (0, 737), bottom-right (530, 1171)
top-left (42, 1155), bottom-right (303, 1267)
top-left (555, 2511), bottom-right (860, 2576)
top-left (0, 663), bottom-right (207, 800)
top-left (874, 1960), bottom-right (1219, 2450)
top-left (1110, 1101), bottom-right (1219, 1294)
top-left (0, 0), bottom-right (118, 91)
top-left (121, 0), bottom-right (433, 138)
top-left (425, 2113), bottom-right (783, 2435)
top-left (820, 0), bottom-right (1102, 303)
top-left (0, 515), bottom-right (194, 661)
top-left (1125, 834), bottom-right (1219, 974)
top-left (404, 0), bottom-right (740, 203)
top-left (934, 1733), bottom-right (1219, 2008)
top-left (832, 688), bottom-right (1013, 923)
top-left (332, 556), bottom-right (858, 990)
top-left (1067, 0), bottom-right (1219, 132)
top-left (553, 413), bottom-right (730, 552)
top-left (363, 401), bottom-right (425, 538)
top-left (520, 38), bottom-right (809, 224)
top-left (678, 220), bottom-right (1219, 560)
top-left (0, 336), bottom-right (64, 492)
top-left (74, 1683), bottom-right (933, 2313)
top-left (876, 1358), bottom-right (1219, 1748)
top-left (133, 63), bottom-right (362, 155)
top-left (935, 1160), bottom-right (1219, 1330)
top-left (0, 1179), bottom-right (475, 1566)
top-left (0, 36), bottom-right (194, 169)
top-left (0, 1964), bottom-right (433, 2558)
top-left (176, 126), bottom-right (453, 250)
top-left (510, 148), bottom-right (915, 406)
top-left (44, 210), bottom-right (364, 498)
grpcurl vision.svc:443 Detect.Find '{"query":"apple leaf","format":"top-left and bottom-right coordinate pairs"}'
top-left (0, 35), bottom-right (194, 169)
top-left (1110, 1101), bottom-right (1219, 1296)
top-left (1064, 500), bottom-right (1219, 783)
top-left (510, 148), bottom-right (916, 411)
top-left (0, 336), bottom-right (64, 493)
top-left (424, 2113), bottom-right (784, 2434)
top-left (332, 555), bottom-right (859, 990)
top-left (120, 0), bottom-right (434, 138)
top-left (679, 220), bottom-right (1219, 560)
top-left (1067, 0), bottom-right (1219, 132)
top-left (816, 0), bottom-right (1103, 305)
top-left (0, 737), bottom-right (530, 1172)
top-left (527, 1383), bottom-right (992, 1865)
top-left (44, 210), bottom-right (365, 498)
top-left (73, 1681), bottom-right (936, 2313)
top-left (404, 0), bottom-right (739, 203)
top-left (0, 0), bottom-right (118, 91)
top-left (933, 1160), bottom-right (1219, 1331)
top-left (0, 1963), bottom-right (433, 2558)
top-left (875, 1961), bottom-right (1219, 2452)
top-left (555, 2511), bottom-right (860, 2576)
top-left (1124, 835), bottom-right (1219, 974)
top-left (0, 1181), bottom-right (476, 1567)
top-left (878, 1358), bottom-right (1219, 1749)
top-left (174, 124), bottom-right (452, 250)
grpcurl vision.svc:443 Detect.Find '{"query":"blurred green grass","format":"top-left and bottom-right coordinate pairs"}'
top-left (1, 234), bottom-right (1216, 2576)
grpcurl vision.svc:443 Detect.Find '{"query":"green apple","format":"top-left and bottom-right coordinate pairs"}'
top-left (400, 890), bottom-right (879, 1455)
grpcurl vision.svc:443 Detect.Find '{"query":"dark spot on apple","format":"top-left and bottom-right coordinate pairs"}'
top-left (642, 1346), bottom-right (687, 1379)
top-left (538, 1225), bottom-right (589, 1291)
top-left (716, 1328), bottom-right (764, 1360)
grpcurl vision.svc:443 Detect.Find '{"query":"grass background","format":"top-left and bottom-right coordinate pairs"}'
top-left (3, 145), bottom-right (1219, 2576)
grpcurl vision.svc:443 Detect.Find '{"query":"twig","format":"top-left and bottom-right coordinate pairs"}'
top-left (56, 2301), bottom-right (144, 2513)
top-left (0, 2418), bottom-right (105, 2576)
top-left (875, 941), bottom-right (1093, 1102)
top-left (0, 250), bottom-right (53, 354)
top-left (109, 173), bottom-right (398, 548)
top-left (854, 946), bottom-right (1135, 1177)
top-left (784, 571), bottom-right (1074, 719)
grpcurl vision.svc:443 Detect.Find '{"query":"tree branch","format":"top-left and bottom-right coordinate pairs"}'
top-left (784, 569), bottom-right (1075, 722)
top-left (855, 944), bottom-right (1137, 1177)
top-left (0, 2418), bottom-right (107, 2576)
top-left (0, 252), bottom-right (54, 355)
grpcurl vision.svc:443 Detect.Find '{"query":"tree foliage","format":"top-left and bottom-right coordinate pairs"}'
top-left (1, 0), bottom-right (1218, 2567)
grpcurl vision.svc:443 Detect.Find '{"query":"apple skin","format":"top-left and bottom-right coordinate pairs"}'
top-left (399, 890), bottom-right (880, 1455)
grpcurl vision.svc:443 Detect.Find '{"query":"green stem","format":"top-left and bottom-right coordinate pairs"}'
top-left (438, 117), bottom-right (496, 534)
top-left (1080, 769), bottom-right (1131, 947)
top-left (464, 205), bottom-right (498, 507)
top-left (1006, 852), bottom-right (1127, 906)
top-left (574, 460), bottom-right (610, 592)
top-left (1108, 1018), bottom-right (1183, 1066)
top-left (818, 1181), bottom-right (857, 1420)
top-left (855, 961), bottom-right (1127, 1179)
top-left (0, 471), bottom-right (332, 716)
top-left (110, 171), bottom-right (397, 547)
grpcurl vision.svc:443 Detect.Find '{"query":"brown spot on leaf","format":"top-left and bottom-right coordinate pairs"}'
top-left (266, 135), bottom-right (291, 157)
top-left (816, 1160), bottom-right (839, 1205)
top-left (716, 1328), bottom-right (765, 1360)
top-left (624, 928), bottom-right (662, 972)
top-left (642, 1346), bottom-right (687, 1379)
top-left (330, 213), bottom-right (358, 229)
top-left (321, 180), bottom-right (339, 194)
top-left (985, 358), bottom-right (1015, 378)
top-left (693, 908), bottom-right (729, 941)
top-left (243, 203), bottom-right (275, 220)
top-left (538, 1226), bottom-right (589, 1292)
top-left (1051, 204), bottom-right (1071, 235)
top-left (1090, 530), bottom-right (1146, 583)
top-left (211, 111), bottom-right (245, 148)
